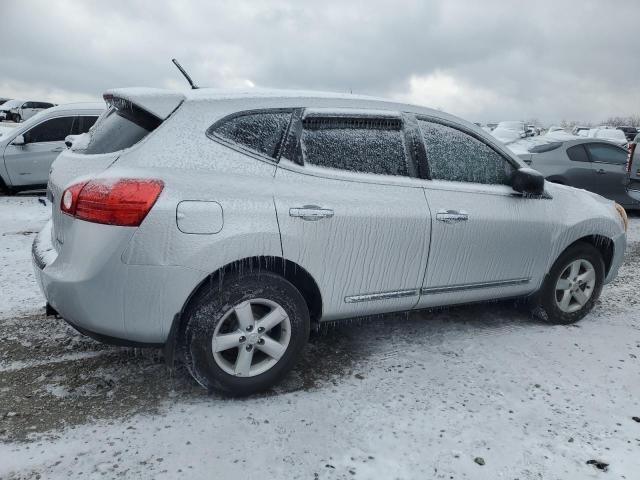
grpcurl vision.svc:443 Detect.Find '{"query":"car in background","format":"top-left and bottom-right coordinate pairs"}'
top-left (572, 126), bottom-right (590, 136)
top-left (0, 102), bottom-right (104, 194)
top-left (32, 88), bottom-right (627, 395)
top-left (587, 127), bottom-right (628, 147)
top-left (492, 121), bottom-right (530, 144)
top-left (628, 136), bottom-right (640, 200)
top-left (518, 138), bottom-right (639, 210)
top-left (617, 126), bottom-right (638, 142)
top-left (527, 125), bottom-right (540, 136)
top-left (547, 126), bottom-right (565, 133)
top-left (0, 100), bottom-right (56, 123)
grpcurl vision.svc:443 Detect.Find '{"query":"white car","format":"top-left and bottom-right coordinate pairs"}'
top-left (492, 121), bottom-right (529, 144)
top-left (587, 127), bottom-right (628, 147)
top-left (0, 99), bottom-right (55, 123)
top-left (33, 88), bottom-right (627, 395)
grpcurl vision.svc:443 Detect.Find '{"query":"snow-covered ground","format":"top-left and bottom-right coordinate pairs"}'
top-left (1, 197), bottom-right (639, 479)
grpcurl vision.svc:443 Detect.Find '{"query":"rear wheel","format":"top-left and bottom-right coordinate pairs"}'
top-left (531, 242), bottom-right (604, 324)
top-left (12, 114), bottom-right (21, 123)
top-left (182, 272), bottom-right (310, 395)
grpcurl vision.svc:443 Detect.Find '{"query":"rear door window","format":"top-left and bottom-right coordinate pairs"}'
top-left (566, 144), bottom-right (589, 163)
top-left (84, 105), bottom-right (161, 155)
top-left (586, 143), bottom-right (627, 165)
top-left (300, 115), bottom-right (410, 176)
top-left (25, 116), bottom-right (75, 143)
top-left (208, 111), bottom-right (292, 159)
top-left (418, 119), bottom-right (513, 184)
top-left (73, 115), bottom-right (99, 134)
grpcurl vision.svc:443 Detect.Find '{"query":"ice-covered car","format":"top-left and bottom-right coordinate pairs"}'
top-left (0, 102), bottom-right (104, 194)
top-left (587, 128), bottom-right (628, 147)
top-left (33, 88), bottom-right (628, 395)
top-left (492, 121), bottom-right (529, 144)
top-left (0, 99), bottom-right (55, 123)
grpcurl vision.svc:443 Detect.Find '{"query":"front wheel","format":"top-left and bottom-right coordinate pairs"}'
top-left (531, 242), bottom-right (604, 324)
top-left (12, 114), bottom-right (21, 123)
top-left (182, 272), bottom-right (310, 395)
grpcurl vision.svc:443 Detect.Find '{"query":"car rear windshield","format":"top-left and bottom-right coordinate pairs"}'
top-left (84, 102), bottom-right (162, 155)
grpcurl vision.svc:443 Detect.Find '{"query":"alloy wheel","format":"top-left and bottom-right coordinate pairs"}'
top-left (211, 298), bottom-right (291, 377)
top-left (554, 259), bottom-right (596, 313)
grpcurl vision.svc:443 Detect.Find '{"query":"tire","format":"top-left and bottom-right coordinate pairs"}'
top-left (182, 272), bottom-right (310, 396)
top-left (0, 178), bottom-right (11, 196)
top-left (531, 242), bottom-right (604, 324)
top-left (12, 114), bottom-right (21, 123)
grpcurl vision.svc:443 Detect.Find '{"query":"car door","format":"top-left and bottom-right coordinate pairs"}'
top-left (563, 143), bottom-right (598, 190)
top-left (583, 142), bottom-right (630, 206)
top-left (413, 117), bottom-right (555, 308)
top-left (274, 109), bottom-right (431, 320)
top-left (3, 115), bottom-right (74, 186)
top-left (19, 102), bottom-right (36, 121)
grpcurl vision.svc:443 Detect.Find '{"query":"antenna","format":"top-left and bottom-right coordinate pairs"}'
top-left (171, 58), bottom-right (199, 89)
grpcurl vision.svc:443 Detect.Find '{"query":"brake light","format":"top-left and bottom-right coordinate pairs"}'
top-left (61, 179), bottom-right (164, 226)
top-left (627, 143), bottom-right (636, 174)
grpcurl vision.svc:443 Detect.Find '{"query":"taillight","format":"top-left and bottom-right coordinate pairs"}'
top-left (61, 179), bottom-right (164, 227)
top-left (627, 143), bottom-right (636, 174)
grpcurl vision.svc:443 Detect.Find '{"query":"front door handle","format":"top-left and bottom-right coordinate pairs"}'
top-left (289, 205), bottom-right (334, 221)
top-left (436, 209), bottom-right (469, 223)
top-left (596, 169), bottom-right (606, 174)
top-left (52, 147), bottom-right (64, 152)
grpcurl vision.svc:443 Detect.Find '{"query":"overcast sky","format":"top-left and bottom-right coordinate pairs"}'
top-left (2, 0), bottom-right (639, 124)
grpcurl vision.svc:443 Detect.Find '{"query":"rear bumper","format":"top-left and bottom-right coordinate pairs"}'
top-left (32, 219), bottom-right (204, 344)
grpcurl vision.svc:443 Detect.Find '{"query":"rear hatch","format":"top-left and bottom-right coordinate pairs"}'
top-left (48, 88), bottom-right (184, 249)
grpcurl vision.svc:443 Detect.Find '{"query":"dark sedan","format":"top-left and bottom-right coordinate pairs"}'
top-left (518, 139), bottom-right (640, 211)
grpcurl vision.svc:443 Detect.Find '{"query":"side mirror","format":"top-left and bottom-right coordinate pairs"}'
top-left (510, 167), bottom-right (545, 196)
top-left (12, 134), bottom-right (25, 146)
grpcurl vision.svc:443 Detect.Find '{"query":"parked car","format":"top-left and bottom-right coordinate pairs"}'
top-left (617, 126), bottom-right (639, 142)
top-left (492, 121), bottom-right (530, 144)
top-left (628, 136), bottom-right (640, 198)
top-left (527, 125), bottom-right (540, 136)
top-left (0, 100), bottom-right (56, 123)
top-left (572, 126), bottom-right (590, 136)
top-left (0, 103), bottom-right (104, 194)
top-left (588, 127), bottom-right (628, 147)
top-left (33, 88), bottom-right (627, 395)
top-left (518, 139), bottom-right (639, 210)
top-left (547, 126), bottom-right (565, 133)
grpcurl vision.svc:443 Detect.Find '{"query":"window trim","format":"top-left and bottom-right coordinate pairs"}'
top-left (206, 108), bottom-right (296, 164)
top-left (583, 141), bottom-right (628, 166)
top-left (414, 114), bottom-right (520, 184)
top-left (296, 109), bottom-right (419, 179)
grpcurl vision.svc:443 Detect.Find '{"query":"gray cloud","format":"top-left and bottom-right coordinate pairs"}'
top-left (1, 0), bottom-right (639, 124)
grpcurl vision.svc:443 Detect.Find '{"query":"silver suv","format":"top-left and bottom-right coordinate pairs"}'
top-left (0, 102), bottom-right (104, 193)
top-left (33, 88), bottom-right (627, 395)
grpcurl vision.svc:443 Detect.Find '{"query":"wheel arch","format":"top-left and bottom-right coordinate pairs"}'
top-left (168, 256), bottom-right (323, 359)
top-left (556, 234), bottom-right (614, 276)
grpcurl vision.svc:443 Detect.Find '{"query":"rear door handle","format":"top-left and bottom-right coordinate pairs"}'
top-left (52, 147), bottom-right (64, 152)
top-left (596, 169), bottom-right (606, 174)
top-left (436, 209), bottom-right (469, 223)
top-left (289, 205), bottom-right (334, 221)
